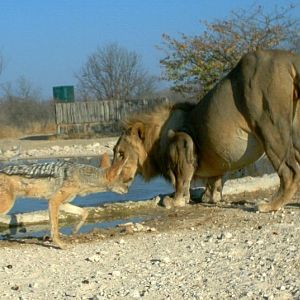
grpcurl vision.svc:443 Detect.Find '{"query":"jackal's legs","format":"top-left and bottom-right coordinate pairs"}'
top-left (60, 203), bottom-right (89, 234)
top-left (0, 182), bottom-right (15, 215)
top-left (48, 189), bottom-right (73, 249)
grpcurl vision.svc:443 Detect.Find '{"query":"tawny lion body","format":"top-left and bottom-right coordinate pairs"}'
top-left (0, 153), bottom-right (126, 249)
top-left (111, 49), bottom-right (300, 212)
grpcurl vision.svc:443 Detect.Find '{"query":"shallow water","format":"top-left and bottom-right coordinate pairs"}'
top-left (3, 217), bottom-right (146, 239)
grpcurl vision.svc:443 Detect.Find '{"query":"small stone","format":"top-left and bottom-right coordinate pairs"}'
top-left (224, 232), bottom-right (233, 239)
top-left (122, 225), bottom-right (134, 234)
top-left (11, 285), bottom-right (19, 291)
top-left (130, 290), bottom-right (141, 298)
top-left (65, 291), bottom-right (77, 297)
top-left (86, 254), bottom-right (101, 262)
top-left (29, 282), bottom-right (38, 288)
top-left (111, 270), bottom-right (121, 277)
top-left (4, 150), bottom-right (15, 158)
top-left (118, 222), bottom-right (133, 227)
top-left (134, 223), bottom-right (144, 232)
top-left (51, 146), bottom-right (60, 151)
top-left (63, 146), bottom-right (71, 151)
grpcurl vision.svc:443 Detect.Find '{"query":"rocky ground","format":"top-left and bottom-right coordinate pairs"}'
top-left (0, 137), bottom-right (118, 161)
top-left (0, 137), bottom-right (299, 300)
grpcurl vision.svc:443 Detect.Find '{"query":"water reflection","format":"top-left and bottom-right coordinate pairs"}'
top-left (1, 217), bottom-right (146, 239)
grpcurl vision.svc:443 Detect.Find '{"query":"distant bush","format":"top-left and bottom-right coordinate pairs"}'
top-left (0, 98), bottom-right (56, 138)
top-left (160, 5), bottom-right (300, 99)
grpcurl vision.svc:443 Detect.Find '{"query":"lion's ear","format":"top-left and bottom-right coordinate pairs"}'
top-left (131, 122), bottom-right (145, 141)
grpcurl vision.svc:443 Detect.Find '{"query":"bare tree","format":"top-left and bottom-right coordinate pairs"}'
top-left (77, 43), bottom-right (157, 101)
top-left (160, 4), bottom-right (300, 99)
top-left (0, 77), bottom-right (53, 129)
top-left (1, 76), bottom-right (41, 101)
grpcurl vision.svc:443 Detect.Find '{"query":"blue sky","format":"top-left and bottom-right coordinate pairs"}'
top-left (0, 0), bottom-right (299, 98)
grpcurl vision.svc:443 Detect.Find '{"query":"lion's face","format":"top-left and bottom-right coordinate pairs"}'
top-left (111, 123), bottom-right (147, 193)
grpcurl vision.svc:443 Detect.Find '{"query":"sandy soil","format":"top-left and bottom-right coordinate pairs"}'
top-left (0, 137), bottom-right (299, 299)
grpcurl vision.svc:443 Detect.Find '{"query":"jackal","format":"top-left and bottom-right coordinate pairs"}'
top-left (0, 153), bottom-right (126, 249)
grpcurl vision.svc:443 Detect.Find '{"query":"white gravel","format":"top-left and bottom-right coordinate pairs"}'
top-left (0, 203), bottom-right (299, 300)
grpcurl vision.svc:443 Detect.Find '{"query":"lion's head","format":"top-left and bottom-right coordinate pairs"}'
top-left (112, 122), bottom-right (149, 192)
top-left (110, 102), bottom-right (197, 191)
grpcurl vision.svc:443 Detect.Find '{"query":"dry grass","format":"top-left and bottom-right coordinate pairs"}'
top-left (0, 122), bottom-right (56, 139)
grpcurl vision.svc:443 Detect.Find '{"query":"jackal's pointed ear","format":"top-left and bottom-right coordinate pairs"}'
top-left (99, 152), bottom-right (111, 169)
top-left (131, 122), bottom-right (145, 141)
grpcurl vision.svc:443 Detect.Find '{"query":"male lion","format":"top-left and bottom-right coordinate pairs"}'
top-left (112, 49), bottom-right (300, 212)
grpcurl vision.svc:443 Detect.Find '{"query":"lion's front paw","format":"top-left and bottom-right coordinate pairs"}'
top-left (162, 196), bottom-right (173, 209)
top-left (257, 202), bottom-right (279, 213)
top-left (173, 197), bottom-right (187, 207)
top-left (201, 191), bottom-right (221, 204)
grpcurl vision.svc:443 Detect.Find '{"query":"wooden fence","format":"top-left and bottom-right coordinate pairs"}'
top-left (55, 98), bottom-right (170, 134)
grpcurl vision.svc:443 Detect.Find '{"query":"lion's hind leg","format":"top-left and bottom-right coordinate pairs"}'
top-left (258, 137), bottom-right (300, 212)
top-left (201, 176), bottom-right (223, 204)
top-left (257, 91), bottom-right (300, 212)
